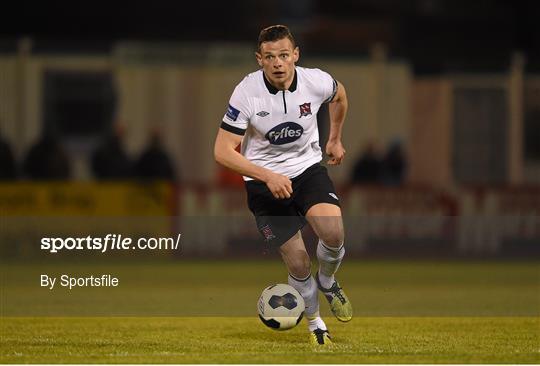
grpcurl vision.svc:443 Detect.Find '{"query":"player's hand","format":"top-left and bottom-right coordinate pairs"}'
top-left (265, 172), bottom-right (293, 199)
top-left (326, 140), bottom-right (346, 165)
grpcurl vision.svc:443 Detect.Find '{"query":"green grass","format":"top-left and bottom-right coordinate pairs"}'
top-left (1, 260), bottom-right (539, 363)
top-left (2, 260), bottom-right (538, 316)
top-left (1, 317), bottom-right (538, 363)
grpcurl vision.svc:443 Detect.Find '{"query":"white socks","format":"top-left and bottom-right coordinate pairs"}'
top-left (316, 239), bottom-right (345, 289)
top-left (307, 315), bottom-right (327, 332)
top-left (288, 273), bottom-right (319, 317)
top-left (287, 240), bottom-right (345, 332)
top-left (288, 273), bottom-right (327, 331)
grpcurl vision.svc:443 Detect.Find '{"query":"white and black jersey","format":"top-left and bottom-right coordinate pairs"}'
top-left (221, 67), bottom-right (337, 180)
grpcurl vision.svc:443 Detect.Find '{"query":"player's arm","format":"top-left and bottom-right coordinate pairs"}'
top-left (326, 80), bottom-right (348, 165)
top-left (214, 128), bottom-right (293, 199)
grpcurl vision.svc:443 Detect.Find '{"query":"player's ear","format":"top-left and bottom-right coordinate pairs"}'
top-left (255, 52), bottom-right (263, 67)
top-left (293, 47), bottom-right (300, 63)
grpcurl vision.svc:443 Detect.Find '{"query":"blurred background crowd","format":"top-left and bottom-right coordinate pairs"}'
top-left (0, 0), bottom-right (539, 257)
top-left (1, 0), bottom-right (539, 185)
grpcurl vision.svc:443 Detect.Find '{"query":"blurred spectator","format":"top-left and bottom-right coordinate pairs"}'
top-left (381, 140), bottom-right (407, 186)
top-left (91, 124), bottom-right (132, 179)
top-left (351, 143), bottom-right (381, 184)
top-left (134, 129), bottom-right (177, 181)
top-left (23, 135), bottom-right (71, 180)
top-left (0, 133), bottom-right (17, 180)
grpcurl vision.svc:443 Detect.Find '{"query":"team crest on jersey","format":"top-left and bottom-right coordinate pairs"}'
top-left (299, 102), bottom-right (312, 118)
top-left (256, 111), bottom-right (269, 117)
top-left (260, 224), bottom-right (276, 242)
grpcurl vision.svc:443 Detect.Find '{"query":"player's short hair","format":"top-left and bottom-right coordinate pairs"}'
top-left (257, 25), bottom-right (296, 51)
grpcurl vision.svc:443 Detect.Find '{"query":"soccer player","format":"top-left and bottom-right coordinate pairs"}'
top-left (214, 25), bottom-right (352, 345)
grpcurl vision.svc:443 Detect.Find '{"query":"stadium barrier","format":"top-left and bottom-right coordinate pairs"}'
top-left (457, 186), bottom-right (540, 256)
top-left (174, 184), bottom-right (539, 258)
top-left (1, 182), bottom-right (538, 258)
top-left (338, 185), bottom-right (457, 256)
top-left (0, 182), bottom-right (175, 258)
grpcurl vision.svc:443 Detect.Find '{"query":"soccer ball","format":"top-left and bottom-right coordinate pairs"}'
top-left (257, 284), bottom-right (305, 330)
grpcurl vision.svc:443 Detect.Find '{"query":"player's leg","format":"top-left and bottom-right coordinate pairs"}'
top-left (278, 230), bottom-right (321, 322)
top-left (306, 203), bottom-right (352, 322)
top-left (278, 230), bottom-right (332, 345)
top-left (306, 203), bottom-right (345, 285)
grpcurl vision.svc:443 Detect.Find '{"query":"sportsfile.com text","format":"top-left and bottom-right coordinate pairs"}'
top-left (40, 234), bottom-right (182, 253)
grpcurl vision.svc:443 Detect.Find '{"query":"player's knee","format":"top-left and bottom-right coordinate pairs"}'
top-left (319, 229), bottom-right (344, 248)
top-left (287, 252), bottom-right (311, 279)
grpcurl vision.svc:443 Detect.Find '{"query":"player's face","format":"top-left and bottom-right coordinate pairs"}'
top-left (256, 38), bottom-right (299, 89)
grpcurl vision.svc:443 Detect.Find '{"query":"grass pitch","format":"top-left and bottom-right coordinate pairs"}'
top-left (1, 317), bottom-right (538, 363)
top-left (1, 260), bottom-right (539, 363)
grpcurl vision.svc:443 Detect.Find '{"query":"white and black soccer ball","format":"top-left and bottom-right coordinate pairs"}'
top-left (257, 284), bottom-right (305, 330)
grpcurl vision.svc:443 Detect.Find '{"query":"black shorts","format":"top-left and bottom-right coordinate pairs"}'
top-left (245, 163), bottom-right (340, 247)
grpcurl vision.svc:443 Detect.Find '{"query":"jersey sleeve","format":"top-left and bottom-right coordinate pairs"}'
top-left (314, 68), bottom-right (338, 104)
top-left (221, 83), bottom-right (251, 136)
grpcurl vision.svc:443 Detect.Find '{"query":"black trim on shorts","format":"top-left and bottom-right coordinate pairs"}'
top-left (220, 122), bottom-right (246, 135)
